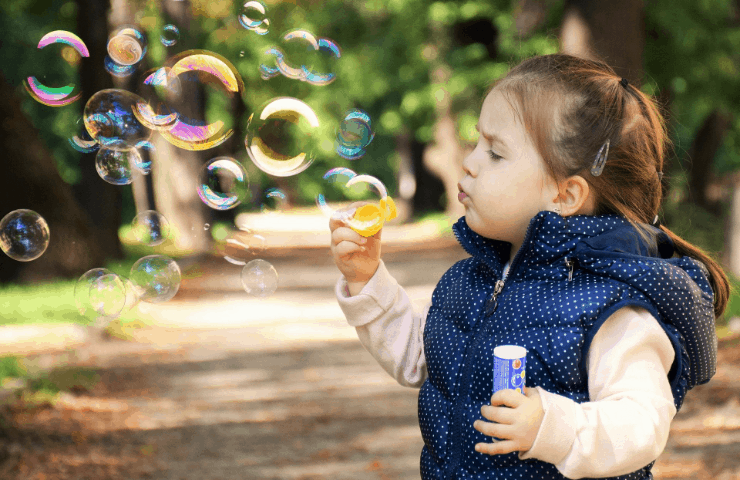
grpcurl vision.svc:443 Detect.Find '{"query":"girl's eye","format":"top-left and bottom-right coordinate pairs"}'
top-left (487, 150), bottom-right (502, 160)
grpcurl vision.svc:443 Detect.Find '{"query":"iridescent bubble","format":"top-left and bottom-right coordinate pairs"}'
top-left (76, 268), bottom-right (116, 319)
top-left (245, 97), bottom-right (320, 177)
top-left (241, 259), bottom-right (278, 297)
top-left (89, 273), bottom-right (127, 318)
top-left (0, 210), bottom-right (50, 262)
top-left (159, 50), bottom-right (243, 151)
top-left (69, 125), bottom-right (99, 154)
top-left (107, 26), bottom-right (146, 66)
top-left (260, 188), bottom-right (287, 214)
top-left (104, 54), bottom-right (138, 78)
top-left (260, 32), bottom-right (340, 86)
top-left (95, 147), bottom-right (139, 185)
top-left (133, 140), bottom-right (155, 174)
top-left (161, 24), bottom-right (180, 47)
top-left (23, 31), bottom-right (89, 107)
top-left (303, 37), bottom-right (341, 86)
top-left (315, 167), bottom-right (357, 217)
top-left (133, 68), bottom-right (181, 131)
top-left (131, 210), bottom-right (170, 246)
top-left (83, 89), bottom-right (152, 151)
top-left (239, 1), bottom-right (269, 35)
top-left (130, 255), bottom-right (181, 303)
top-left (336, 109), bottom-right (374, 160)
top-left (196, 157), bottom-right (250, 210)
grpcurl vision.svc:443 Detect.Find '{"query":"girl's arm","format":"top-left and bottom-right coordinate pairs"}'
top-left (335, 259), bottom-right (429, 388)
top-left (519, 305), bottom-right (677, 478)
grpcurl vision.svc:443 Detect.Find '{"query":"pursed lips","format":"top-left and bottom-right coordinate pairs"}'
top-left (457, 183), bottom-right (468, 203)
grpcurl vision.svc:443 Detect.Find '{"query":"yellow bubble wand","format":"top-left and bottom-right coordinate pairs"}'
top-left (343, 174), bottom-right (397, 237)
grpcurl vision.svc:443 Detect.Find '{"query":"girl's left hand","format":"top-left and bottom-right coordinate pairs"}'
top-left (473, 386), bottom-right (544, 455)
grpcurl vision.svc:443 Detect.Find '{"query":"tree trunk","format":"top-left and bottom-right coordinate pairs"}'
top-left (150, 0), bottom-right (213, 254)
top-left (74, 0), bottom-right (124, 260)
top-left (725, 173), bottom-right (740, 275)
top-left (0, 74), bottom-right (107, 283)
top-left (686, 109), bottom-right (733, 215)
top-left (560, 0), bottom-right (645, 84)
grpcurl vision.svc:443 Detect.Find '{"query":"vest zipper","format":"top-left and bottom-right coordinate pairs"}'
top-left (484, 279), bottom-right (505, 316)
top-left (565, 256), bottom-right (575, 281)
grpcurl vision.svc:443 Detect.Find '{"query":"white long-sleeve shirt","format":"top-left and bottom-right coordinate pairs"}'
top-left (335, 259), bottom-right (677, 479)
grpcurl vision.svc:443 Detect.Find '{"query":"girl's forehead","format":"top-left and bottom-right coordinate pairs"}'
top-left (479, 90), bottom-right (522, 138)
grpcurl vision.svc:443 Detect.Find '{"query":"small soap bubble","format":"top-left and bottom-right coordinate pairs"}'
top-left (245, 97), bottom-right (320, 177)
top-left (89, 273), bottom-right (127, 318)
top-left (197, 157), bottom-right (250, 210)
top-left (107, 26), bottom-right (146, 66)
top-left (23, 31), bottom-right (89, 107)
top-left (260, 188), bottom-right (287, 214)
top-left (95, 147), bottom-right (139, 185)
top-left (204, 223), bottom-right (211, 230)
top-left (130, 254), bottom-right (181, 303)
top-left (133, 140), bottom-right (155, 174)
top-left (132, 210), bottom-right (170, 246)
top-left (104, 54), bottom-right (139, 78)
top-left (161, 24), bottom-right (180, 47)
top-left (336, 109), bottom-right (374, 159)
top-left (76, 268), bottom-right (115, 319)
top-left (0, 210), bottom-right (50, 262)
top-left (69, 126), bottom-right (99, 154)
top-left (239, 1), bottom-right (269, 34)
top-left (84, 89), bottom-right (152, 151)
top-left (303, 37), bottom-right (341, 86)
top-left (241, 259), bottom-right (278, 297)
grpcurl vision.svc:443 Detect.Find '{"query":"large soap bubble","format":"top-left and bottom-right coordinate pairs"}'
top-left (315, 167), bottom-right (357, 217)
top-left (241, 259), bottom-right (278, 297)
top-left (84, 89), bottom-right (152, 151)
top-left (245, 97), bottom-right (320, 177)
top-left (75, 269), bottom-right (138, 324)
top-left (159, 50), bottom-right (243, 151)
top-left (196, 157), bottom-right (250, 210)
top-left (130, 255), bottom-right (181, 303)
top-left (23, 31), bottom-right (89, 107)
top-left (0, 210), bottom-right (50, 262)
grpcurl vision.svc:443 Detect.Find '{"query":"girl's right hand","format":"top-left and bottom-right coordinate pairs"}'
top-left (329, 201), bottom-right (382, 292)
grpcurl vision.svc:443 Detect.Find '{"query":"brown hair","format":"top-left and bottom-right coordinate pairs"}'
top-left (490, 53), bottom-right (730, 319)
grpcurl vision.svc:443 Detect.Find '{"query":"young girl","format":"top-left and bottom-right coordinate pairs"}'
top-left (330, 53), bottom-right (729, 480)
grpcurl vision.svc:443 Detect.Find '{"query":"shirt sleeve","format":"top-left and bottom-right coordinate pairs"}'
top-left (518, 305), bottom-right (677, 478)
top-left (334, 259), bottom-right (429, 388)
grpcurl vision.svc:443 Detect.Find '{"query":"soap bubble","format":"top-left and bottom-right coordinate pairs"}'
top-left (133, 140), bottom-right (155, 174)
top-left (245, 97), bottom-right (320, 177)
top-left (343, 174), bottom-right (390, 234)
top-left (336, 109), bottom-right (374, 160)
top-left (131, 210), bottom-right (170, 246)
top-left (315, 167), bottom-right (357, 217)
top-left (107, 25), bottom-right (146, 66)
top-left (95, 147), bottom-right (139, 185)
top-left (241, 259), bottom-right (278, 297)
top-left (89, 273), bottom-right (127, 318)
top-left (76, 268), bottom-right (115, 319)
top-left (239, 1), bottom-right (270, 35)
top-left (161, 24), bottom-right (180, 47)
top-left (260, 31), bottom-right (340, 86)
top-left (133, 67), bottom-right (181, 131)
top-left (84, 89), bottom-right (152, 151)
top-left (23, 31), bottom-right (89, 107)
top-left (104, 54), bottom-right (139, 78)
top-left (130, 255), bottom-right (181, 303)
top-left (204, 223), bottom-right (211, 230)
top-left (69, 125), bottom-right (99, 154)
top-left (196, 157), bottom-right (250, 210)
top-left (0, 210), bottom-right (50, 262)
top-left (159, 50), bottom-right (243, 151)
top-left (260, 188), bottom-right (287, 214)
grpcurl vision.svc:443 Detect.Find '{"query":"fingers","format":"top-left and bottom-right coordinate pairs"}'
top-left (475, 440), bottom-right (517, 456)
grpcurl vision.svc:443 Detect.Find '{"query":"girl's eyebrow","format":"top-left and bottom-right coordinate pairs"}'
top-left (475, 123), bottom-right (509, 151)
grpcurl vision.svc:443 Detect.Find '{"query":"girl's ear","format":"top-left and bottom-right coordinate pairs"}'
top-left (552, 175), bottom-right (594, 216)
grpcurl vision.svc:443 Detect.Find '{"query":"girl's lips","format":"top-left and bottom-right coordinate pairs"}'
top-left (458, 192), bottom-right (468, 203)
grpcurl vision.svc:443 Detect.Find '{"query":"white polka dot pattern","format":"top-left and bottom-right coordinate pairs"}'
top-left (417, 210), bottom-right (717, 479)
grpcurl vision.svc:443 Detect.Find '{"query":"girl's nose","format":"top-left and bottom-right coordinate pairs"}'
top-left (462, 151), bottom-right (477, 177)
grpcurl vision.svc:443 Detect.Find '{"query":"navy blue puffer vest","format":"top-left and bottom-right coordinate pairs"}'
top-left (419, 211), bottom-right (717, 480)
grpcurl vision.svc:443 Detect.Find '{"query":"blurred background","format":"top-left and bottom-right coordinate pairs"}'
top-left (1, 0), bottom-right (740, 478)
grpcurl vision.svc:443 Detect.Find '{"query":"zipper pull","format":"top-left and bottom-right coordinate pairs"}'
top-left (485, 280), bottom-right (505, 316)
top-left (564, 257), bottom-right (574, 281)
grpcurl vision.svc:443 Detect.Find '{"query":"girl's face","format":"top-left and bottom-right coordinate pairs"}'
top-left (458, 88), bottom-right (559, 255)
